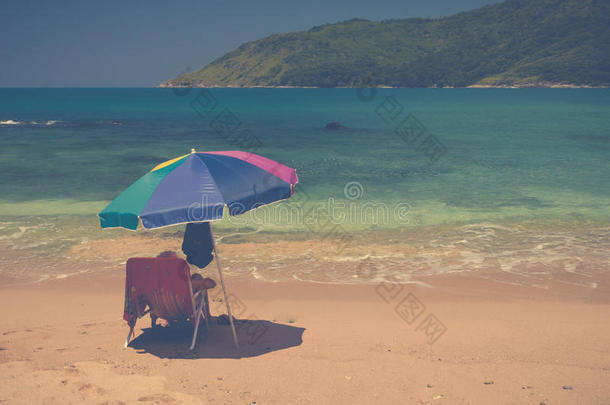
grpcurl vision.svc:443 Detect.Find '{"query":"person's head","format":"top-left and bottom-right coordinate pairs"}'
top-left (157, 250), bottom-right (178, 258)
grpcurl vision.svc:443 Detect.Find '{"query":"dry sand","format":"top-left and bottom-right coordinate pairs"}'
top-left (1, 270), bottom-right (609, 405)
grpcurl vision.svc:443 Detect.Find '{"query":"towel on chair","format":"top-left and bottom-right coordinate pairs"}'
top-left (123, 257), bottom-right (193, 325)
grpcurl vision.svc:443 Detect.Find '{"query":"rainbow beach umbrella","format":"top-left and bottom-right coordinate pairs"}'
top-left (99, 150), bottom-right (298, 230)
top-left (98, 149), bottom-right (298, 349)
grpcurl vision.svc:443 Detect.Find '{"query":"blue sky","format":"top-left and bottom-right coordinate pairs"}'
top-left (0, 0), bottom-right (500, 87)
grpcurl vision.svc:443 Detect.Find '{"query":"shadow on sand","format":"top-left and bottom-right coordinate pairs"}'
top-left (128, 318), bottom-right (305, 359)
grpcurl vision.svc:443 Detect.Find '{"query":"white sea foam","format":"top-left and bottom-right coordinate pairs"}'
top-left (0, 119), bottom-right (61, 126)
top-left (32, 120), bottom-right (61, 125)
top-left (0, 227), bottom-right (27, 240)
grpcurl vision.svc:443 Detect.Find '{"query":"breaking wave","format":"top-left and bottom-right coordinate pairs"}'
top-left (0, 119), bottom-right (61, 126)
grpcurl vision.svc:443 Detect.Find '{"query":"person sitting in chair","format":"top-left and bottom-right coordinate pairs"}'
top-left (156, 250), bottom-right (216, 292)
top-left (190, 273), bottom-right (217, 292)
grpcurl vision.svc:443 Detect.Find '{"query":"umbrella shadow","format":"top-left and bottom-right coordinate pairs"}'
top-left (128, 318), bottom-right (305, 359)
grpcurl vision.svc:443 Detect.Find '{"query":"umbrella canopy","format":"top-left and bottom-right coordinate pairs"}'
top-left (99, 150), bottom-right (298, 230)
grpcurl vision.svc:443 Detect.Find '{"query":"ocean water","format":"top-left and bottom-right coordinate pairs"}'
top-left (1, 88), bottom-right (609, 286)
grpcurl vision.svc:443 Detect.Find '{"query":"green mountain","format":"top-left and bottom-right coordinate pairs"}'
top-left (163, 0), bottom-right (610, 88)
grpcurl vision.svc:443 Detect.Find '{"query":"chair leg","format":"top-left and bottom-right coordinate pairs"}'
top-left (124, 325), bottom-right (134, 348)
top-left (203, 290), bottom-right (210, 330)
top-left (151, 314), bottom-right (158, 329)
top-left (189, 293), bottom-right (206, 351)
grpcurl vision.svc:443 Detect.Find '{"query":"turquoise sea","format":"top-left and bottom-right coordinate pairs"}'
top-left (1, 88), bottom-right (609, 285)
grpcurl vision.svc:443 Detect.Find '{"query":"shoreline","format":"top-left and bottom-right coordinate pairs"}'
top-left (158, 83), bottom-right (609, 89)
top-left (4, 268), bottom-right (608, 303)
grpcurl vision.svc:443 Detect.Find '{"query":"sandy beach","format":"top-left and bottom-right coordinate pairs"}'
top-left (1, 266), bottom-right (609, 405)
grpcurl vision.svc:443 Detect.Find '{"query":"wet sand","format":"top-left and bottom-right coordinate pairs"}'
top-left (1, 269), bottom-right (609, 405)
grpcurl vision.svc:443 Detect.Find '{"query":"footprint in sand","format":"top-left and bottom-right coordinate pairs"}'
top-left (78, 383), bottom-right (107, 395)
top-left (64, 365), bottom-right (82, 374)
top-left (137, 393), bottom-right (177, 403)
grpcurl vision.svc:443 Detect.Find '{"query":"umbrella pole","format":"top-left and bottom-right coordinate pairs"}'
top-left (210, 226), bottom-right (239, 350)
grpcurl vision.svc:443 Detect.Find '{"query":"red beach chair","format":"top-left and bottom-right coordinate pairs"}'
top-left (123, 257), bottom-right (212, 350)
